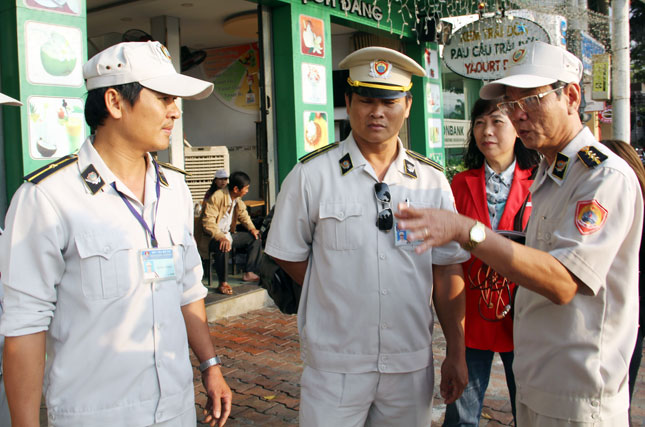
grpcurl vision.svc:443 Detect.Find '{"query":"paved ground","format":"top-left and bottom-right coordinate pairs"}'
top-left (193, 306), bottom-right (645, 427)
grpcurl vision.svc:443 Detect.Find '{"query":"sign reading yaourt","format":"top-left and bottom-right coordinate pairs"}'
top-left (444, 17), bottom-right (550, 80)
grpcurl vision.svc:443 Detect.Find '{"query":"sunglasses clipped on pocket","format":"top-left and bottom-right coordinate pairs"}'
top-left (374, 182), bottom-right (393, 232)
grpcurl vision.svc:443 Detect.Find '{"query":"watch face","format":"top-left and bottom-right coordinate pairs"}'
top-left (472, 223), bottom-right (486, 242)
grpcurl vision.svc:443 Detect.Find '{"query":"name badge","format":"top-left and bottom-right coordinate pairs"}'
top-left (140, 248), bottom-right (176, 282)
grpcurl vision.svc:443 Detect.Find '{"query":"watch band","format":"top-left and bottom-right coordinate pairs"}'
top-left (199, 356), bottom-right (222, 372)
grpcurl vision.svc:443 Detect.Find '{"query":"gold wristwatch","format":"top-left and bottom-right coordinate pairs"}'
top-left (462, 221), bottom-right (486, 251)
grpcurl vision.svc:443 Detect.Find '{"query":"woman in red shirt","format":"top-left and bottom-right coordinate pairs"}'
top-left (444, 98), bottom-right (540, 426)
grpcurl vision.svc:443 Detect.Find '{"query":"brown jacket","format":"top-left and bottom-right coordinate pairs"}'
top-left (196, 187), bottom-right (256, 258)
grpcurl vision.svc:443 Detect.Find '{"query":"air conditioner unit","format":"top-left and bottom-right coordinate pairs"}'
top-left (184, 146), bottom-right (229, 204)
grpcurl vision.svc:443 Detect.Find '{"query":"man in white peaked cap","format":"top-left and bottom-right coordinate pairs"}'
top-left (266, 46), bottom-right (469, 426)
top-left (1, 42), bottom-right (232, 426)
top-left (397, 41), bottom-right (641, 426)
top-left (0, 91), bottom-right (22, 427)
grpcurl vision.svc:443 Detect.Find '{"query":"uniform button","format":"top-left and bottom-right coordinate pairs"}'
top-left (591, 400), bottom-right (599, 407)
top-left (104, 245), bottom-right (111, 253)
top-left (544, 232), bottom-right (551, 240)
top-left (381, 356), bottom-right (388, 362)
top-left (591, 413), bottom-right (599, 420)
top-left (379, 364), bottom-right (386, 370)
top-left (156, 360), bottom-right (162, 368)
top-left (338, 211), bottom-right (345, 218)
top-left (381, 323), bottom-right (388, 329)
top-left (158, 412), bottom-right (163, 419)
top-left (381, 290), bottom-right (389, 295)
top-left (379, 253), bottom-right (386, 260)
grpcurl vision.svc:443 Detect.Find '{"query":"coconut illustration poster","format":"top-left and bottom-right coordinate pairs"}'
top-left (302, 63), bottom-right (326, 105)
top-left (23, 0), bottom-right (81, 16)
top-left (304, 111), bottom-right (329, 153)
top-left (28, 96), bottom-right (85, 159)
top-left (25, 21), bottom-right (83, 87)
top-left (428, 118), bottom-right (442, 148)
top-left (300, 15), bottom-right (325, 58)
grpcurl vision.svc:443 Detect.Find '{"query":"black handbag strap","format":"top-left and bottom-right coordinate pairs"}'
top-left (512, 166), bottom-right (537, 232)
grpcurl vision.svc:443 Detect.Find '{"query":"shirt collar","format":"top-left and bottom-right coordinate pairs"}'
top-left (77, 136), bottom-right (158, 204)
top-left (341, 133), bottom-right (411, 184)
top-left (533, 127), bottom-right (592, 189)
top-left (484, 159), bottom-right (515, 187)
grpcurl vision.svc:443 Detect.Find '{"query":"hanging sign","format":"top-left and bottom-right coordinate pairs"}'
top-left (591, 53), bottom-right (611, 101)
top-left (443, 17), bottom-right (550, 80)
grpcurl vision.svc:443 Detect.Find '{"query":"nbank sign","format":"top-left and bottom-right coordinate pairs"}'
top-left (302, 0), bottom-right (383, 22)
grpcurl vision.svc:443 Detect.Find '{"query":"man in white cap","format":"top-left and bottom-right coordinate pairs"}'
top-left (0, 91), bottom-right (22, 427)
top-left (265, 46), bottom-right (469, 426)
top-left (397, 41), bottom-right (642, 426)
top-left (0, 42), bottom-right (231, 426)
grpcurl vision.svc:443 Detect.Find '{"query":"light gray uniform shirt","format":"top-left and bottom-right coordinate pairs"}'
top-left (265, 134), bottom-right (469, 374)
top-left (514, 128), bottom-right (643, 422)
top-left (0, 139), bottom-right (207, 426)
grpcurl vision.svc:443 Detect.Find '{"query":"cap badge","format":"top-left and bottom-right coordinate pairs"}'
top-left (369, 60), bottom-right (392, 79)
top-left (512, 48), bottom-right (526, 63)
top-left (158, 44), bottom-right (172, 61)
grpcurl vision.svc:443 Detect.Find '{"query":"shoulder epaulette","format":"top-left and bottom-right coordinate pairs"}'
top-left (299, 142), bottom-right (339, 163)
top-left (157, 161), bottom-right (190, 176)
top-left (406, 149), bottom-right (444, 172)
top-left (24, 154), bottom-right (78, 184)
top-left (577, 146), bottom-right (607, 168)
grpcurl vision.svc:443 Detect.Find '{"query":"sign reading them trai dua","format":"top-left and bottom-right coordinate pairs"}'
top-left (444, 17), bottom-right (550, 80)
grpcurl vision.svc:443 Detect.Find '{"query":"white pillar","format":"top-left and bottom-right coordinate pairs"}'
top-left (150, 15), bottom-right (185, 168)
top-left (611, 0), bottom-right (630, 142)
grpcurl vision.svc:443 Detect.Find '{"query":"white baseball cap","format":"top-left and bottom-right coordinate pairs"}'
top-left (215, 169), bottom-right (229, 179)
top-left (83, 41), bottom-right (213, 100)
top-left (339, 46), bottom-right (425, 99)
top-left (480, 41), bottom-right (583, 100)
top-left (0, 92), bottom-right (22, 106)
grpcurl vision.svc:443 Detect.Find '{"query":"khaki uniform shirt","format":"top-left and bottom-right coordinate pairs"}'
top-left (0, 139), bottom-right (207, 426)
top-left (514, 128), bottom-right (643, 422)
top-left (265, 134), bottom-right (469, 374)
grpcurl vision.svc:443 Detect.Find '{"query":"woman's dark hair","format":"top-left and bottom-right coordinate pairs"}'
top-left (228, 171), bottom-right (251, 192)
top-left (84, 82), bottom-right (144, 133)
top-left (600, 139), bottom-right (645, 201)
top-left (463, 98), bottom-right (540, 170)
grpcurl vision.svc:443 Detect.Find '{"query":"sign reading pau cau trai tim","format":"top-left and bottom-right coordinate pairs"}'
top-left (444, 17), bottom-right (550, 80)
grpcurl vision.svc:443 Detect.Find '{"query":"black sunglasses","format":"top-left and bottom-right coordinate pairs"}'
top-left (374, 182), bottom-right (393, 232)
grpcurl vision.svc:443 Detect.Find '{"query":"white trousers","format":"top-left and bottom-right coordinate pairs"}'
top-left (516, 401), bottom-right (629, 427)
top-left (300, 365), bottom-right (434, 427)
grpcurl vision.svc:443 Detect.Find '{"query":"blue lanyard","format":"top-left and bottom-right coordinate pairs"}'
top-left (111, 162), bottom-right (161, 248)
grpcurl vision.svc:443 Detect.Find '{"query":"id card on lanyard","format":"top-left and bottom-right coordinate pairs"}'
top-left (141, 248), bottom-right (176, 282)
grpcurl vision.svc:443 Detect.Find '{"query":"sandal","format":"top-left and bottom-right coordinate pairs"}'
top-left (216, 283), bottom-right (233, 295)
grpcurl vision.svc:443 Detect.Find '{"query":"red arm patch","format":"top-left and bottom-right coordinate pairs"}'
top-left (575, 200), bottom-right (608, 235)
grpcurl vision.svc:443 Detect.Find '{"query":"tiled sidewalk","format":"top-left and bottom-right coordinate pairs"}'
top-left (193, 307), bottom-right (645, 426)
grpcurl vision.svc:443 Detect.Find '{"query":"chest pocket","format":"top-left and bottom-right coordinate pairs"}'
top-left (318, 202), bottom-right (364, 251)
top-left (167, 225), bottom-right (201, 283)
top-left (534, 215), bottom-right (559, 249)
top-left (75, 233), bottom-right (133, 300)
